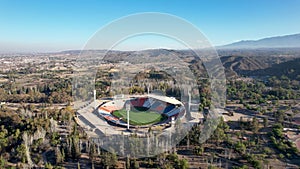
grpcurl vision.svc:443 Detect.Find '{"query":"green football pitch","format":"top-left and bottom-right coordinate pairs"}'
top-left (112, 109), bottom-right (166, 126)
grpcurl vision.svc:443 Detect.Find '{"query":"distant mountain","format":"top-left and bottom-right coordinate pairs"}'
top-left (221, 34), bottom-right (300, 49)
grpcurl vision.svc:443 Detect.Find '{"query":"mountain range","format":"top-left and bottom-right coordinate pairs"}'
top-left (221, 33), bottom-right (300, 49)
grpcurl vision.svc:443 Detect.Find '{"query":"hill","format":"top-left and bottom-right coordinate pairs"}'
top-left (221, 56), bottom-right (269, 77)
top-left (249, 58), bottom-right (300, 79)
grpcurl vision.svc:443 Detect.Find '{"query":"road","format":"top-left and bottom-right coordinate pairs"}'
top-left (234, 108), bottom-right (300, 127)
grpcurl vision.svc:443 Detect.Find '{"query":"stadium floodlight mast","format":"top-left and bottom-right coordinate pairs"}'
top-left (188, 89), bottom-right (191, 113)
top-left (126, 103), bottom-right (130, 130)
top-left (93, 90), bottom-right (96, 110)
top-left (147, 84), bottom-right (150, 95)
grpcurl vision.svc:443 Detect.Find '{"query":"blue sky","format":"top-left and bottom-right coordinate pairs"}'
top-left (1, 0), bottom-right (300, 52)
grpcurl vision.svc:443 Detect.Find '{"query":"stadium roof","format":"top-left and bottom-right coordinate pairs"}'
top-left (148, 94), bottom-right (182, 105)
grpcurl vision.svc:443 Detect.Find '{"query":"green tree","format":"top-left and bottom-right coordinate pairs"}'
top-left (71, 136), bottom-right (80, 159)
top-left (251, 117), bottom-right (260, 134)
top-left (234, 141), bottom-right (246, 154)
top-left (45, 162), bottom-right (53, 169)
top-left (16, 144), bottom-right (27, 163)
top-left (179, 159), bottom-right (189, 169)
top-left (0, 126), bottom-right (8, 152)
top-left (103, 152), bottom-right (117, 169)
top-left (0, 156), bottom-right (7, 168)
top-left (194, 145), bottom-right (204, 156)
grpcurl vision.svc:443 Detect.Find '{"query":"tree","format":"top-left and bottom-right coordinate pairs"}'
top-left (208, 165), bottom-right (218, 169)
top-left (211, 118), bottom-right (229, 145)
top-left (0, 156), bottom-right (7, 168)
top-left (179, 159), bottom-right (189, 169)
top-left (55, 146), bottom-right (63, 164)
top-left (234, 141), bottom-right (246, 154)
top-left (45, 162), bottom-right (53, 169)
top-left (126, 156), bottom-right (130, 169)
top-left (0, 126), bottom-right (8, 152)
top-left (132, 159), bottom-right (139, 169)
top-left (251, 117), bottom-right (260, 134)
top-left (274, 110), bottom-right (285, 123)
top-left (71, 136), bottom-right (80, 159)
top-left (16, 144), bottom-right (27, 163)
top-left (194, 145), bottom-right (204, 156)
top-left (89, 143), bottom-right (97, 164)
top-left (103, 151), bottom-right (117, 169)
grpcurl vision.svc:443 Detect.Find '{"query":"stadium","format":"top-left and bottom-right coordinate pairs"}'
top-left (97, 94), bottom-right (185, 128)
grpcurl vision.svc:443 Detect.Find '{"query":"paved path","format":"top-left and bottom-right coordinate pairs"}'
top-left (76, 100), bottom-right (122, 136)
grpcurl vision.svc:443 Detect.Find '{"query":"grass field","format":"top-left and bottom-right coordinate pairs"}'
top-left (113, 108), bottom-right (165, 126)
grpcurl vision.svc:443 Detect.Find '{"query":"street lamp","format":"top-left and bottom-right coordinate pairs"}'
top-left (126, 103), bottom-right (130, 130)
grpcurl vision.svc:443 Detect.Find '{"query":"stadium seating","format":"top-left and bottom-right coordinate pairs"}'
top-left (129, 97), bottom-right (147, 107)
top-left (150, 101), bottom-right (161, 110)
top-left (166, 108), bottom-right (180, 117)
top-left (163, 104), bottom-right (175, 113)
top-left (142, 98), bottom-right (154, 108)
top-left (98, 96), bottom-right (184, 126)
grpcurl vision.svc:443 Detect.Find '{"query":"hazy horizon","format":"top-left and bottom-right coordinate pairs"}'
top-left (1, 0), bottom-right (300, 52)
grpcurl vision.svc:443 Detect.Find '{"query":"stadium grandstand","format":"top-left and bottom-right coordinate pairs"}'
top-left (97, 95), bottom-right (185, 128)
